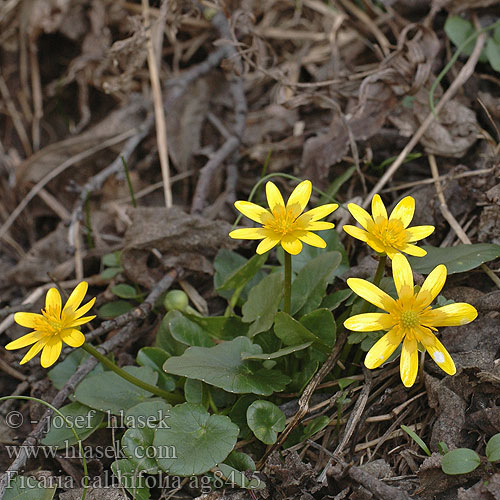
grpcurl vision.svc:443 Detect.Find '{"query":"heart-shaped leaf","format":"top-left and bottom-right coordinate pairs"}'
top-left (75, 366), bottom-right (158, 415)
top-left (41, 402), bottom-right (104, 449)
top-left (125, 399), bottom-right (172, 429)
top-left (122, 427), bottom-right (158, 473)
top-left (408, 244), bottom-right (500, 274)
top-left (291, 252), bottom-right (342, 316)
top-left (247, 400), bottom-right (286, 445)
top-left (137, 347), bottom-right (176, 392)
top-left (242, 272), bottom-right (284, 337)
top-left (163, 337), bottom-right (290, 395)
top-left (154, 403), bottom-right (239, 476)
top-left (111, 459), bottom-right (150, 500)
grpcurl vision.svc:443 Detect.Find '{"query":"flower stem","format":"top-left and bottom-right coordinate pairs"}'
top-left (81, 343), bottom-right (183, 404)
top-left (284, 251), bottom-right (292, 314)
top-left (373, 254), bottom-right (387, 287)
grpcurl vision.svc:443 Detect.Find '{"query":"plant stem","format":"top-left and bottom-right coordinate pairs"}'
top-left (373, 254), bottom-right (387, 287)
top-left (81, 343), bottom-right (183, 404)
top-left (284, 251), bottom-right (292, 314)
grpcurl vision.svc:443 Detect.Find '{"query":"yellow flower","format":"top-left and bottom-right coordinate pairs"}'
top-left (343, 194), bottom-right (434, 258)
top-left (6, 282), bottom-right (96, 368)
top-left (229, 180), bottom-right (338, 255)
top-left (344, 254), bottom-right (477, 387)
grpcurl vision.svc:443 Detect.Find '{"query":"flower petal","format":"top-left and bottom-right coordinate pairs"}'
top-left (60, 329), bottom-right (86, 347)
top-left (63, 282), bottom-right (89, 314)
top-left (299, 203), bottom-right (338, 223)
top-left (400, 243), bottom-right (427, 257)
top-left (40, 337), bottom-right (63, 368)
top-left (417, 326), bottom-right (456, 375)
top-left (5, 331), bottom-right (46, 350)
top-left (73, 298), bottom-right (96, 319)
top-left (265, 182), bottom-right (285, 212)
top-left (347, 203), bottom-right (373, 230)
top-left (14, 312), bottom-right (44, 329)
top-left (400, 337), bottom-right (418, 387)
top-left (392, 254), bottom-right (414, 298)
top-left (298, 231), bottom-right (326, 248)
top-left (281, 235), bottom-right (302, 255)
top-left (416, 264), bottom-right (447, 308)
top-left (371, 194), bottom-right (388, 221)
top-left (389, 196), bottom-right (415, 228)
top-left (347, 278), bottom-right (397, 312)
top-left (364, 327), bottom-right (403, 369)
top-left (256, 237), bottom-right (280, 254)
top-left (421, 303), bottom-right (478, 327)
top-left (286, 180), bottom-right (311, 216)
top-left (304, 221), bottom-right (335, 231)
top-left (20, 339), bottom-right (46, 365)
top-left (234, 201), bottom-right (271, 224)
top-left (365, 235), bottom-right (387, 254)
top-left (406, 225), bottom-right (435, 242)
top-left (68, 315), bottom-right (96, 328)
top-left (343, 225), bottom-right (369, 242)
top-left (344, 313), bottom-right (395, 332)
top-left (229, 228), bottom-right (266, 240)
top-left (45, 288), bottom-right (62, 315)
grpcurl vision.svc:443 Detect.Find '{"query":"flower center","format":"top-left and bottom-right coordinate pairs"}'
top-left (266, 206), bottom-right (299, 236)
top-left (371, 218), bottom-right (408, 249)
top-left (400, 310), bottom-right (419, 329)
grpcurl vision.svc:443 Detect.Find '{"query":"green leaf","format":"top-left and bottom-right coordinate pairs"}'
top-left (214, 249), bottom-right (266, 302)
top-left (441, 448), bottom-right (481, 475)
top-left (286, 230), bottom-right (348, 276)
top-left (100, 266), bottom-right (122, 280)
top-left (321, 289), bottom-right (352, 311)
top-left (300, 308), bottom-right (336, 349)
top-left (98, 300), bottom-right (134, 319)
top-left (75, 366), bottom-right (158, 415)
top-left (155, 311), bottom-right (188, 356)
top-left (184, 379), bottom-right (209, 407)
top-left (163, 337), bottom-right (290, 396)
top-left (48, 349), bottom-right (102, 390)
top-left (217, 464), bottom-right (265, 490)
top-left (408, 244), bottom-right (500, 274)
top-left (246, 400), bottom-right (286, 445)
top-left (241, 342), bottom-right (312, 360)
top-left (242, 271), bottom-right (284, 337)
top-left (486, 433), bottom-right (500, 463)
top-left (41, 402), bottom-right (104, 449)
top-left (284, 415), bottom-right (330, 448)
top-left (184, 314), bottom-right (249, 340)
top-left (124, 399), bottom-right (172, 428)
top-left (111, 283), bottom-right (141, 299)
top-left (401, 425), bottom-right (431, 456)
top-left (291, 252), bottom-right (342, 315)
top-left (169, 312), bottom-right (215, 347)
top-left (136, 347), bottom-right (176, 392)
top-left (224, 450), bottom-right (256, 471)
top-left (217, 252), bottom-right (268, 292)
top-left (153, 403), bottom-right (239, 476)
top-left (274, 312), bottom-right (331, 353)
top-left (444, 16), bottom-right (476, 56)
top-left (122, 426), bottom-right (158, 473)
top-left (4, 476), bottom-right (56, 500)
top-left (229, 395), bottom-right (258, 439)
top-left (486, 37), bottom-right (500, 72)
top-left (288, 359), bottom-right (318, 393)
top-left (111, 459), bottom-right (150, 500)
top-left (102, 251), bottom-right (121, 267)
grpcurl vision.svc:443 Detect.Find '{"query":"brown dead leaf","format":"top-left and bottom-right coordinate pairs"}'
top-left (458, 473), bottom-right (500, 500)
top-left (121, 206), bottom-right (236, 288)
top-left (389, 89), bottom-right (478, 157)
top-left (301, 25), bottom-right (439, 185)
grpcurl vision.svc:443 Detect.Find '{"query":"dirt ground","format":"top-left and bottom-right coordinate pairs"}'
top-left (0, 0), bottom-right (500, 499)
